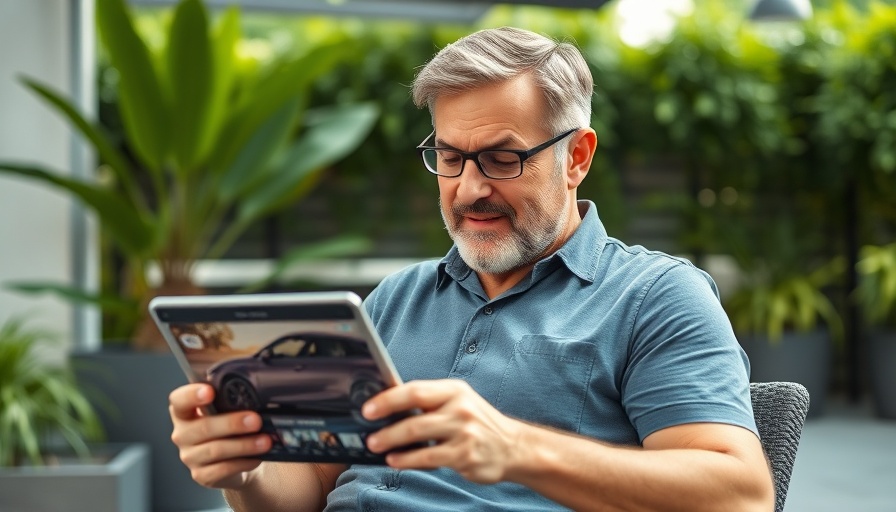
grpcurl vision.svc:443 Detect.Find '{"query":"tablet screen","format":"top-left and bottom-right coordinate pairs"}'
top-left (151, 293), bottom-right (403, 464)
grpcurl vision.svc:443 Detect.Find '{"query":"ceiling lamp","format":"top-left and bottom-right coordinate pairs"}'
top-left (749, 0), bottom-right (813, 21)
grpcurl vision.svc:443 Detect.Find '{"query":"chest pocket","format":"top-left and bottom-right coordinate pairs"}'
top-left (495, 335), bottom-right (596, 434)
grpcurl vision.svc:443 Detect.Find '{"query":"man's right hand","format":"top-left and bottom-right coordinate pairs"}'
top-left (168, 383), bottom-right (272, 489)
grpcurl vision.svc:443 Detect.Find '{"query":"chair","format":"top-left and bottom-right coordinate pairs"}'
top-left (750, 381), bottom-right (811, 512)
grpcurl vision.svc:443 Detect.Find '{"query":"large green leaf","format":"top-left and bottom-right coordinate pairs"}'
top-left (19, 78), bottom-right (145, 210)
top-left (96, 0), bottom-right (168, 173)
top-left (5, 282), bottom-right (137, 314)
top-left (208, 41), bottom-right (354, 173)
top-left (217, 98), bottom-right (302, 202)
top-left (0, 164), bottom-right (154, 257)
top-left (236, 102), bottom-right (380, 224)
top-left (189, 99), bottom-right (301, 262)
top-left (199, 6), bottom-right (241, 166)
top-left (166, 0), bottom-right (214, 172)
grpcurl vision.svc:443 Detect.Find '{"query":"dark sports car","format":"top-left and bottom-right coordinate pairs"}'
top-left (207, 332), bottom-right (385, 413)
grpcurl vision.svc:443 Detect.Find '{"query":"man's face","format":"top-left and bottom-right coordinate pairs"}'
top-left (432, 74), bottom-right (570, 275)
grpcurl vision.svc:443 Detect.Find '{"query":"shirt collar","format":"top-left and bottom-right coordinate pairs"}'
top-left (436, 200), bottom-right (606, 289)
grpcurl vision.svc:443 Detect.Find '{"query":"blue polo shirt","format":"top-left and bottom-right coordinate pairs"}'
top-left (325, 200), bottom-right (755, 512)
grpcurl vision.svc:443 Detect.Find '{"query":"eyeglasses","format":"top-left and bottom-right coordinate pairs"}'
top-left (416, 128), bottom-right (579, 180)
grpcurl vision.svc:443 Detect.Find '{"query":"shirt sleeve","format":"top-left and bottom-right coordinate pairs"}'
top-left (621, 262), bottom-right (757, 441)
top-left (361, 284), bottom-right (381, 322)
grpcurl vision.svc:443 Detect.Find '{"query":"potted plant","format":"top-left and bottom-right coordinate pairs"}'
top-left (0, 317), bottom-right (149, 512)
top-left (0, 0), bottom-right (378, 350)
top-left (856, 242), bottom-right (896, 418)
top-left (722, 219), bottom-right (844, 418)
top-left (726, 267), bottom-right (843, 419)
top-left (0, 1), bottom-right (376, 509)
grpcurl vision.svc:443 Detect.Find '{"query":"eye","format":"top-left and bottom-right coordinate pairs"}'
top-left (481, 151), bottom-right (519, 168)
top-left (438, 151), bottom-right (462, 166)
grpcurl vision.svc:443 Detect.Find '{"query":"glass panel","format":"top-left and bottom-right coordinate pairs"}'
top-left (480, 151), bottom-right (522, 178)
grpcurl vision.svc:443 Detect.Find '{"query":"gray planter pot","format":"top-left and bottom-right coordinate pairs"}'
top-left (738, 329), bottom-right (832, 418)
top-left (71, 349), bottom-right (226, 512)
top-left (0, 443), bottom-right (149, 512)
top-left (868, 329), bottom-right (896, 419)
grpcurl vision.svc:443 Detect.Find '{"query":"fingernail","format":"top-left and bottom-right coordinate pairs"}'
top-left (256, 436), bottom-right (267, 448)
top-left (243, 415), bottom-right (256, 428)
top-left (197, 386), bottom-right (210, 401)
top-left (362, 402), bottom-right (376, 418)
top-left (366, 435), bottom-right (379, 450)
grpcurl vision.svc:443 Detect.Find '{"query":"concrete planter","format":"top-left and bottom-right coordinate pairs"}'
top-left (72, 349), bottom-right (226, 512)
top-left (868, 329), bottom-right (896, 419)
top-left (0, 443), bottom-right (149, 512)
top-left (738, 329), bottom-right (832, 418)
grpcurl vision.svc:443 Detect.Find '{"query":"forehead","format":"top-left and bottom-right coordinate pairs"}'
top-left (431, 74), bottom-right (549, 148)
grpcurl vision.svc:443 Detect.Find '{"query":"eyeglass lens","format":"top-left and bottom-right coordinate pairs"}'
top-left (422, 149), bottom-right (522, 179)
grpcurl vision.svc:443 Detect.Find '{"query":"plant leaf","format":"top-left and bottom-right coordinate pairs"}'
top-left (5, 282), bottom-right (137, 314)
top-left (208, 41), bottom-right (354, 173)
top-left (166, 0), bottom-right (213, 171)
top-left (791, 280), bottom-right (816, 332)
top-left (199, 6), bottom-right (241, 165)
top-left (96, 0), bottom-right (169, 173)
top-left (0, 164), bottom-right (154, 257)
top-left (236, 102), bottom-right (380, 224)
top-left (19, 78), bottom-right (144, 207)
top-left (217, 97), bottom-right (302, 202)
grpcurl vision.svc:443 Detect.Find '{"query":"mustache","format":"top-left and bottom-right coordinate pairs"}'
top-left (452, 199), bottom-right (515, 220)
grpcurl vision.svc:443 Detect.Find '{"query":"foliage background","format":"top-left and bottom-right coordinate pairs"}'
top-left (96, 0), bottom-right (895, 348)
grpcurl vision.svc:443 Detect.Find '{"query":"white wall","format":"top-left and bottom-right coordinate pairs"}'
top-left (0, 1), bottom-right (96, 352)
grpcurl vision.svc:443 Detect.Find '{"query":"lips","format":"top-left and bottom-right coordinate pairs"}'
top-left (466, 214), bottom-right (503, 222)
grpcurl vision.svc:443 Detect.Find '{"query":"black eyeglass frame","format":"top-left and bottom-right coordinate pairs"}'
top-left (416, 127), bottom-right (579, 180)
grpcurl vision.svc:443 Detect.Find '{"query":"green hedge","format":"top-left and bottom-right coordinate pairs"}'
top-left (109, 0), bottom-right (895, 267)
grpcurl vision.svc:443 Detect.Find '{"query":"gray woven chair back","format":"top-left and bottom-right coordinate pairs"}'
top-left (750, 381), bottom-right (810, 512)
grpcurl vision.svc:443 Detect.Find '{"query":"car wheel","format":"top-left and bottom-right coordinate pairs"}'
top-left (349, 379), bottom-right (384, 409)
top-left (219, 377), bottom-right (261, 411)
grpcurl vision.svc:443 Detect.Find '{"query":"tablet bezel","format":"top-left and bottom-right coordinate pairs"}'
top-left (148, 291), bottom-right (406, 464)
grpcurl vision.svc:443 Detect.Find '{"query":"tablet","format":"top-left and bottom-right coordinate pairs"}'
top-left (149, 291), bottom-right (409, 464)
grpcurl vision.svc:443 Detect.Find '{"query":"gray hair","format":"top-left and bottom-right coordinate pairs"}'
top-left (411, 27), bottom-right (593, 137)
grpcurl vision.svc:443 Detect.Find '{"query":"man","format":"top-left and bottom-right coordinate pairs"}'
top-left (169, 27), bottom-right (774, 511)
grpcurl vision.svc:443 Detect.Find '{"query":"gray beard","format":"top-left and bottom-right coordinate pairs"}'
top-left (441, 194), bottom-right (568, 275)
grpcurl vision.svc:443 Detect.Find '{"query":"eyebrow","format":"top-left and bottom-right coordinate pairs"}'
top-left (434, 134), bottom-right (526, 152)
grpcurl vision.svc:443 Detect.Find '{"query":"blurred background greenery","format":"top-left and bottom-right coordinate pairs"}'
top-left (97, 2), bottom-right (893, 249)
top-left (2, 3), bottom-right (892, 503)
top-left (88, 0), bottom-right (896, 401)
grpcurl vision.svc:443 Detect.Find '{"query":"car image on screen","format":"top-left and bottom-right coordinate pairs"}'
top-left (207, 332), bottom-right (385, 414)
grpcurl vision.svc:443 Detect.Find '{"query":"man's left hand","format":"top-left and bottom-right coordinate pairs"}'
top-left (362, 379), bottom-right (523, 484)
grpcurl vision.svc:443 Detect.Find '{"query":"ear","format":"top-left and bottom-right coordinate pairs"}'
top-left (565, 128), bottom-right (597, 190)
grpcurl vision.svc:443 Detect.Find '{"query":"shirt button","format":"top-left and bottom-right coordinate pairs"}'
top-left (466, 342), bottom-right (478, 354)
top-left (483, 306), bottom-right (493, 315)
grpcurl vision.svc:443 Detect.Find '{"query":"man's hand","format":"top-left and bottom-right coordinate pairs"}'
top-left (361, 379), bottom-right (523, 483)
top-left (360, 379), bottom-right (773, 511)
top-left (169, 383), bottom-right (346, 512)
top-left (168, 383), bottom-right (272, 489)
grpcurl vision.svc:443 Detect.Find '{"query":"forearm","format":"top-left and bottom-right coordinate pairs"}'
top-left (224, 462), bottom-right (345, 512)
top-left (506, 425), bottom-right (774, 512)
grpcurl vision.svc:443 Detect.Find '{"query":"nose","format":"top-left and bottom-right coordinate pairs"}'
top-left (455, 157), bottom-right (493, 203)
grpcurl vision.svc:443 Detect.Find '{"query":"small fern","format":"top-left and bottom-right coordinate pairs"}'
top-left (724, 258), bottom-right (844, 343)
top-left (0, 318), bottom-right (104, 466)
top-left (856, 243), bottom-right (896, 328)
